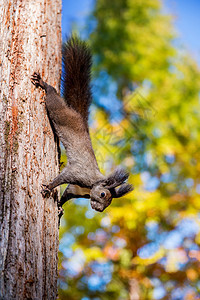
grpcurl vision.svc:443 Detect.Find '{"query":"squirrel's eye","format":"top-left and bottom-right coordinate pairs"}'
top-left (101, 192), bottom-right (105, 197)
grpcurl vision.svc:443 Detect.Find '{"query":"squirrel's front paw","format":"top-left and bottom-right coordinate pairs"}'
top-left (41, 184), bottom-right (51, 198)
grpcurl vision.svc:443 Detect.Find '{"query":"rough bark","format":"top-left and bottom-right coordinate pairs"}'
top-left (0, 1), bottom-right (62, 299)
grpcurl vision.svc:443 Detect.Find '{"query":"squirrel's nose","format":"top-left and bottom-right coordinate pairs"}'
top-left (90, 199), bottom-right (104, 212)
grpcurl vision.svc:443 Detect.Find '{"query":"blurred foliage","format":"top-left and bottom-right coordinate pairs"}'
top-left (58, 0), bottom-right (200, 299)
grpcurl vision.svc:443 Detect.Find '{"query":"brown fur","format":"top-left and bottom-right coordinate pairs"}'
top-left (31, 36), bottom-right (133, 213)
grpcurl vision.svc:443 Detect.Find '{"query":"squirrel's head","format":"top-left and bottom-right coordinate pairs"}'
top-left (90, 167), bottom-right (133, 212)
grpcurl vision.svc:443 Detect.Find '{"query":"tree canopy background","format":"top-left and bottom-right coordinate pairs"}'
top-left (58, 0), bottom-right (200, 299)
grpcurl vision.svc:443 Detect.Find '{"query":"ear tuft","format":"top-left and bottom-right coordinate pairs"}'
top-left (103, 167), bottom-right (129, 189)
top-left (113, 183), bottom-right (134, 198)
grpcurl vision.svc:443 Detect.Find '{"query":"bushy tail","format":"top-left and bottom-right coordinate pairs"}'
top-left (62, 35), bottom-right (92, 123)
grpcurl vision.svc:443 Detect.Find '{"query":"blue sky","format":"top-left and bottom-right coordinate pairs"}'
top-left (62, 0), bottom-right (200, 64)
top-left (166, 0), bottom-right (200, 63)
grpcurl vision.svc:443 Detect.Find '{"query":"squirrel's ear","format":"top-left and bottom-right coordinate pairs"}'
top-left (112, 183), bottom-right (134, 198)
top-left (103, 167), bottom-right (129, 189)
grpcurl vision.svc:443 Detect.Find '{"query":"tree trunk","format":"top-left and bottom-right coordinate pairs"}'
top-left (0, 1), bottom-right (62, 299)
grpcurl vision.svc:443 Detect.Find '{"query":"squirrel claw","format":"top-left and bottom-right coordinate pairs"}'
top-left (58, 205), bottom-right (64, 228)
top-left (41, 184), bottom-right (51, 198)
top-left (31, 72), bottom-right (44, 89)
top-left (31, 72), bottom-right (40, 86)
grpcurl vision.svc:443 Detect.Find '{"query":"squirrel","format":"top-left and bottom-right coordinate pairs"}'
top-left (31, 36), bottom-right (133, 215)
